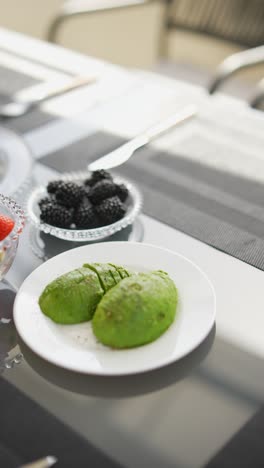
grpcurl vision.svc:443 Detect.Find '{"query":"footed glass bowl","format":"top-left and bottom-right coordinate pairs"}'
top-left (27, 171), bottom-right (143, 242)
top-left (0, 194), bottom-right (25, 280)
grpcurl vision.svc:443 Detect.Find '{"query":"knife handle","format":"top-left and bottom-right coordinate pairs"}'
top-left (20, 456), bottom-right (57, 468)
top-left (143, 105), bottom-right (196, 143)
top-left (33, 75), bottom-right (97, 104)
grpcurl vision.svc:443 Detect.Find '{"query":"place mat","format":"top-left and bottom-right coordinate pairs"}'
top-left (40, 130), bottom-right (264, 271)
top-left (0, 65), bottom-right (57, 132)
top-left (0, 377), bottom-right (121, 468)
top-left (0, 46), bottom-right (76, 77)
top-left (0, 442), bottom-right (20, 468)
top-left (0, 65), bottom-right (38, 94)
top-left (205, 405), bottom-right (264, 468)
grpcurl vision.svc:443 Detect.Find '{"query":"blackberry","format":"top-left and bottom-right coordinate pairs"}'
top-left (55, 182), bottom-right (86, 207)
top-left (40, 203), bottom-right (73, 228)
top-left (116, 183), bottom-right (129, 202)
top-left (88, 180), bottom-right (117, 205)
top-left (38, 195), bottom-right (55, 209)
top-left (96, 196), bottom-right (126, 225)
top-left (47, 180), bottom-right (64, 194)
top-left (83, 185), bottom-right (91, 197)
top-left (84, 178), bottom-right (93, 187)
top-left (84, 170), bottom-right (113, 187)
top-left (74, 205), bottom-right (101, 229)
top-left (78, 196), bottom-right (92, 210)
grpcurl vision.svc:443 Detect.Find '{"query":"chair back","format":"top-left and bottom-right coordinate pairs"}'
top-left (168, 0), bottom-right (264, 48)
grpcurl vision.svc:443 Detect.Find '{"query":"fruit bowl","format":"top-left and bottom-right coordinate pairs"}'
top-left (27, 171), bottom-right (143, 242)
top-left (0, 194), bottom-right (25, 280)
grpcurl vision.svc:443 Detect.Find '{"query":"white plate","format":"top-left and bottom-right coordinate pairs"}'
top-left (0, 125), bottom-right (33, 197)
top-left (13, 242), bottom-right (216, 375)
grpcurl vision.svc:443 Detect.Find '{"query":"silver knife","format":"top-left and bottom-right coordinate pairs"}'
top-left (20, 455), bottom-right (57, 468)
top-left (88, 105), bottom-right (196, 171)
top-left (0, 75), bottom-right (97, 118)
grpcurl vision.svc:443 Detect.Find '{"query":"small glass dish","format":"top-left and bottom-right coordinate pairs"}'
top-left (0, 194), bottom-right (25, 281)
top-left (27, 171), bottom-right (143, 242)
top-left (0, 125), bottom-right (33, 198)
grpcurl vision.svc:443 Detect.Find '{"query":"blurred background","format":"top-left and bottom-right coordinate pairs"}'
top-left (1, 0), bottom-right (264, 101)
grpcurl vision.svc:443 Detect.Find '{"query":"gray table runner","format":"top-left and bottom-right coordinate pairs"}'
top-left (0, 376), bottom-right (122, 468)
top-left (2, 64), bottom-right (264, 270)
top-left (0, 65), bottom-right (58, 132)
top-left (40, 129), bottom-right (264, 271)
top-left (205, 404), bottom-right (264, 468)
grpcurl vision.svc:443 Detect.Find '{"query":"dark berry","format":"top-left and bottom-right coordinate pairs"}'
top-left (88, 180), bottom-right (117, 205)
top-left (47, 180), bottom-right (64, 194)
top-left (84, 170), bottom-right (113, 187)
top-left (55, 182), bottom-right (86, 207)
top-left (84, 178), bottom-right (93, 187)
top-left (78, 196), bottom-right (92, 210)
top-left (38, 195), bottom-right (55, 209)
top-left (40, 204), bottom-right (73, 228)
top-left (116, 183), bottom-right (129, 202)
top-left (74, 205), bottom-right (101, 229)
top-left (83, 185), bottom-right (91, 197)
top-left (96, 196), bottom-right (126, 224)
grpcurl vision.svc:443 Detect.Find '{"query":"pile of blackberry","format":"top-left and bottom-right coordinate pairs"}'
top-left (38, 170), bottom-right (129, 229)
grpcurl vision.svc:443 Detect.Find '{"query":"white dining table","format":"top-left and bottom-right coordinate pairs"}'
top-left (1, 27), bottom-right (264, 468)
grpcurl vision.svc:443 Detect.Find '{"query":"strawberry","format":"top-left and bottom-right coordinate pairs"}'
top-left (0, 214), bottom-right (15, 241)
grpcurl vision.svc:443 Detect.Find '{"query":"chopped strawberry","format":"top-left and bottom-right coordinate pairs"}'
top-left (0, 214), bottom-right (15, 241)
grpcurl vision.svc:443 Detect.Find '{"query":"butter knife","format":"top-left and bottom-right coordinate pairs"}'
top-left (88, 105), bottom-right (196, 171)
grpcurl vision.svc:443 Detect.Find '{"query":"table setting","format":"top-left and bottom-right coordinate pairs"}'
top-left (1, 26), bottom-right (264, 468)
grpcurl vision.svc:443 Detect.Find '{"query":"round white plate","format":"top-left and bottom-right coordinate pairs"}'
top-left (0, 125), bottom-right (33, 197)
top-left (13, 242), bottom-right (216, 375)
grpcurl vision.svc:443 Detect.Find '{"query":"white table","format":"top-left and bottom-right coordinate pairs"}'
top-left (2, 27), bottom-right (264, 359)
top-left (1, 27), bottom-right (264, 468)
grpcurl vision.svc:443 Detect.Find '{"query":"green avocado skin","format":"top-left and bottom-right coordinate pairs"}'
top-left (39, 267), bottom-right (104, 324)
top-left (92, 271), bottom-right (177, 348)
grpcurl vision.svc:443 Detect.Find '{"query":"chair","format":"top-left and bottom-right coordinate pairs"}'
top-left (47, 0), bottom-right (264, 108)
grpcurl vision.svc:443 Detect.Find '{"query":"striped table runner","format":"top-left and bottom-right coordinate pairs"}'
top-left (1, 46), bottom-right (264, 270)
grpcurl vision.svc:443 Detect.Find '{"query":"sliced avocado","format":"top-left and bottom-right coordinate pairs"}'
top-left (92, 270), bottom-right (177, 348)
top-left (107, 265), bottom-right (121, 285)
top-left (83, 263), bottom-right (116, 292)
top-left (108, 263), bottom-right (130, 280)
top-left (39, 267), bottom-right (104, 324)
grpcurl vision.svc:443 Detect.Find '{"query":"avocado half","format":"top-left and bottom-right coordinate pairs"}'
top-left (39, 263), bottom-right (131, 324)
top-left (39, 267), bottom-right (104, 324)
top-left (92, 270), bottom-right (178, 348)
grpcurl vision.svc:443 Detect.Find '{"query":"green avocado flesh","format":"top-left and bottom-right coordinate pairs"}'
top-left (83, 262), bottom-right (126, 291)
top-left (38, 267), bottom-right (104, 324)
top-left (108, 263), bottom-right (130, 279)
top-left (107, 265), bottom-right (122, 285)
top-left (92, 271), bottom-right (177, 348)
top-left (39, 263), bottom-right (131, 324)
top-left (39, 264), bottom-right (178, 349)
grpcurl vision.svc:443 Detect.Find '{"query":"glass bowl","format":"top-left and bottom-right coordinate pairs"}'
top-left (27, 171), bottom-right (143, 242)
top-left (0, 194), bottom-right (25, 280)
top-left (0, 125), bottom-right (33, 198)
